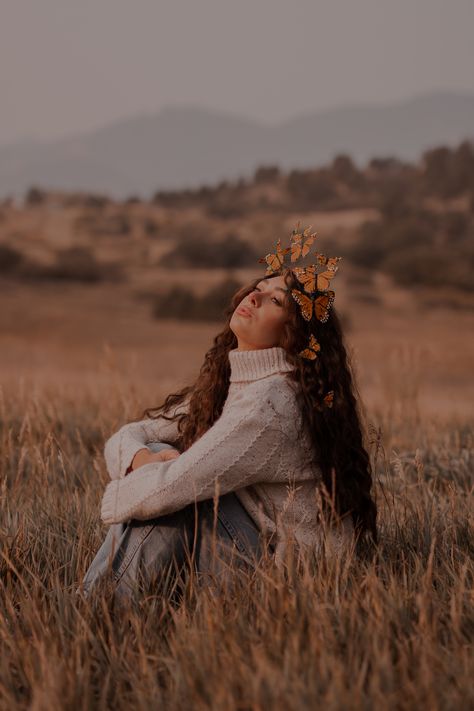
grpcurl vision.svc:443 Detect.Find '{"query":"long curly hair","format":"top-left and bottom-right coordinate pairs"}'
top-left (140, 267), bottom-right (377, 543)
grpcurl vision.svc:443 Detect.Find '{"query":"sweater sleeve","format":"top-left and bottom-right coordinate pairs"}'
top-left (100, 384), bottom-right (284, 524)
top-left (103, 400), bottom-right (189, 481)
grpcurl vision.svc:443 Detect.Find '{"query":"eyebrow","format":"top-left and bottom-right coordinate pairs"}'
top-left (257, 281), bottom-right (289, 293)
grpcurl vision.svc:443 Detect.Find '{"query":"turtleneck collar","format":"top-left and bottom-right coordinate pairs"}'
top-left (228, 346), bottom-right (295, 383)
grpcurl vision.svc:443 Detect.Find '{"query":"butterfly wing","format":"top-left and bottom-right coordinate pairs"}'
top-left (290, 233), bottom-right (303, 262)
top-left (316, 269), bottom-right (338, 291)
top-left (291, 289), bottom-right (313, 321)
top-left (314, 290), bottom-right (335, 322)
top-left (294, 266), bottom-right (317, 292)
top-left (308, 333), bottom-right (321, 352)
top-left (323, 390), bottom-right (334, 408)
top-left (299, 347), bottom-right (318, 360)
top-left (299, 333), bottom-right (321, 360)
top-left (301, 233), bottom-right (316, 258)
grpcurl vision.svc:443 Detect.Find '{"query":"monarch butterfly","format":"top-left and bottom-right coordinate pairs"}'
top-left (258, 238), bottom-right (290, 273)
top-left (291, 288), bottom-right (335, 322)
top-left (290, 226), bottom-right (317, 262)
top-left (293, 265), bottom-right (317, 292)
top-left (315, 253), bottom-right (342, 271)
top-left (323, 390), bottom-right (334, 408)
top-left (299, 333), bottom-right (321, 360)
top-left (316, 267), bottom-right (339, 291)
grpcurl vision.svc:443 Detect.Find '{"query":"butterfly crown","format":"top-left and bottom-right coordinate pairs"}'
top-left (258, 222), bottom-right (341, 408)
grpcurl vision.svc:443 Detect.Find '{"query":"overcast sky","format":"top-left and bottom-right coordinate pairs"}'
top-left (1, 0), bottom-right (473, 147)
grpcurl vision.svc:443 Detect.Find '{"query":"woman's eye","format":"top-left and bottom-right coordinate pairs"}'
top-left (254, 286), bottom-right (281, 306)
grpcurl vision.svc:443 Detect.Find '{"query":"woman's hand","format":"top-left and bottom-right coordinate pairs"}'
top-left (127, 447), bottom-right (181, 474)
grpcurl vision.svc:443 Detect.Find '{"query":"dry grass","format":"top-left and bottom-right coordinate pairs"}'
top-left (0, 363), bottom-right (473, 710)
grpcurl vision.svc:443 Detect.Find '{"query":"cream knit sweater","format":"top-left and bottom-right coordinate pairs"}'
top-left (101, 346), bottom-right (353, 563)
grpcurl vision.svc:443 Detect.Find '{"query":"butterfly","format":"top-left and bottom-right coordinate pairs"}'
top-left (323, 390), bottom-right (334, 408)
top-left (299, 333), bottom-right (321, 360)
top-left (316, 266), bottom-right (339, 291)
top-left (291, 288), bottom-right (335, 322)
top-left (258, 238), bottom-right (290, 273)
top-left (315, 253), bottom-right (342, 271)
top-left (290, 226), bottom-right (317, 262)
top-left (293, 265), bottom-right (317, 293)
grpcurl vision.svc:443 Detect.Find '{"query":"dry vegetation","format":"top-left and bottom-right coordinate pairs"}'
top-left (1, 141), bottom-right (473, 708)
top-left (0, 372), bottom-right (472, 709)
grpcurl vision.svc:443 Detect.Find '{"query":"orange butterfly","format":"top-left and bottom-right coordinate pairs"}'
top-left (293, 265), bottom-right (317, 293)
top-left (314, 291), bottom-right (335, 322)
top-left (316, 267), bottom-right (339, 291)
top-left (323, 390), bottom-right (334, 408)
top-left (291, 288), bottom-right (335, 322)
top-left (299, 333), bottom-right (321, 360)
top-left (258, 238), bottom-right (290, 273)
top-left (315, 253), bottom-right (342, 271)
top-left (290, 226), bottom-right (317, 262)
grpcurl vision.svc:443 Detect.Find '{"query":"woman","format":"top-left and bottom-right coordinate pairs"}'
top-left (82, 232), bottom-right (377, 601)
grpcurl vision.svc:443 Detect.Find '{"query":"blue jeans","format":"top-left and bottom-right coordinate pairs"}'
top-left (80, 442), bottom-right (273, 602)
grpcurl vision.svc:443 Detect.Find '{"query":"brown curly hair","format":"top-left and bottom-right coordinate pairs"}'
top-left (140, 267), bottom-right (377, 543)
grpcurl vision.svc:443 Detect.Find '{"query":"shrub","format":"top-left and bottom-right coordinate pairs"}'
top-left (159, 234), bottom-right (258, 269)
top-left (25, 186), bottom-right (46, 205)
top-left (152, 277), bottom-right (242, 321)
top-left (0, 244), bottom-right (23, 273)
top-left (254, 165), bottom-right (281, 183)
top-left (19, 247), bottom-right (124, 284)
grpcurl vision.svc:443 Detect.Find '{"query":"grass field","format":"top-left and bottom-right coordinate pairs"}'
top-left (0, 274), bottom-right (473, 709)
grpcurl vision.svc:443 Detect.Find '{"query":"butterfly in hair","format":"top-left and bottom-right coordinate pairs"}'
top-left (299, 333), bottom-right (321, 360)
top-left (293, 263), bottom-right (340, 293)
top-left (314, 253), bottom-right (342, 271)
top-left (290, 225), bottom-right (317, 262)
top-left (258, 238), bottom-right (291, 274)
top-left (323, 390), bottom-right (334, 408)
top-left (291, 288), bottom-right (335, 322)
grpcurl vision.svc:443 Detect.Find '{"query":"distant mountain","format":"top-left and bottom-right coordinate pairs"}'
top-left (1, 90), bottom-right (474, 201)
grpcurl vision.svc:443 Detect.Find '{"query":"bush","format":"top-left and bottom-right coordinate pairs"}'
top-left (0, 244), bottom-right (24, 273)
top-left (152, 277), bottom-right (242, 321)
top-left (254, 165), bottom-right (280, 183)
top-left (382, 244), bottom-right (474, 293)
top-left (25, 186), bottom-right (46, 205)
top-left (287, 169), bottom-right (337, 207)
top-left (19, 247), bottom-right (124, 284)
top-left (160, 233), bottom-right (259, 269)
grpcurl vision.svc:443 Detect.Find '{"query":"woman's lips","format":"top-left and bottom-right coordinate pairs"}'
top-left (236, 306), bottom-right (252, 317)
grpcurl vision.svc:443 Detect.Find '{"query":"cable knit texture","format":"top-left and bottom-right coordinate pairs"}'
top-left (101, 346), bottom-right (354, 564)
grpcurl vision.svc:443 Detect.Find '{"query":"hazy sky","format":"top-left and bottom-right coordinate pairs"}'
top-left (1, 0), bottom-right (473, 147)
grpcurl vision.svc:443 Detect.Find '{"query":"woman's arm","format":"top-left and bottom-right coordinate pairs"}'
top-left (103, 400), bottom-right (189, 480)
top-left (101, 383), bottom-right (286, 524)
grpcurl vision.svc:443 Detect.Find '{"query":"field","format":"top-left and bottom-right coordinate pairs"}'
top-left (0, 269), bottom-right (473, 710)
top-left (1, 187), bottom-right (473, 708)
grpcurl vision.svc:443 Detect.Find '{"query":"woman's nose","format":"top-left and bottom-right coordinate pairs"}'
top-left (249, 291), bottom-right (259, 306)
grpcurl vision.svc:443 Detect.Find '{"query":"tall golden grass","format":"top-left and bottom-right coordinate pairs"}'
top-left (0, 369), bottom-right (473, 710)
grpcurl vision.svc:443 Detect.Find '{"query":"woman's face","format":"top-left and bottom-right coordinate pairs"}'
top-left (229, 274), bottom-right (290, 350)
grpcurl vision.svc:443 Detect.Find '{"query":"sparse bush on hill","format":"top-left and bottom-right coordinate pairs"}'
top-left (0, 244), bottom-right (24, 273)
top-left (0, 244), bottom-right (24, 275)
top-left (159, 233), bottom-right (258, 269)
top-left (287, 168), bottom-right (338, 208)
top-left (349, 208), bottom-right (474, 292)
top-left (73, 213), bottom-right (131, 237)
top-left (254, 165), bottom-right (281, 183)
top-left (17, 247), bottom-right (124, 284)
top-left (25, 186), bottom-right (46, 205)
top-left (152, 276), bottom-right (242, 321)
top-left (422, 140), bottom-right (474, 198)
